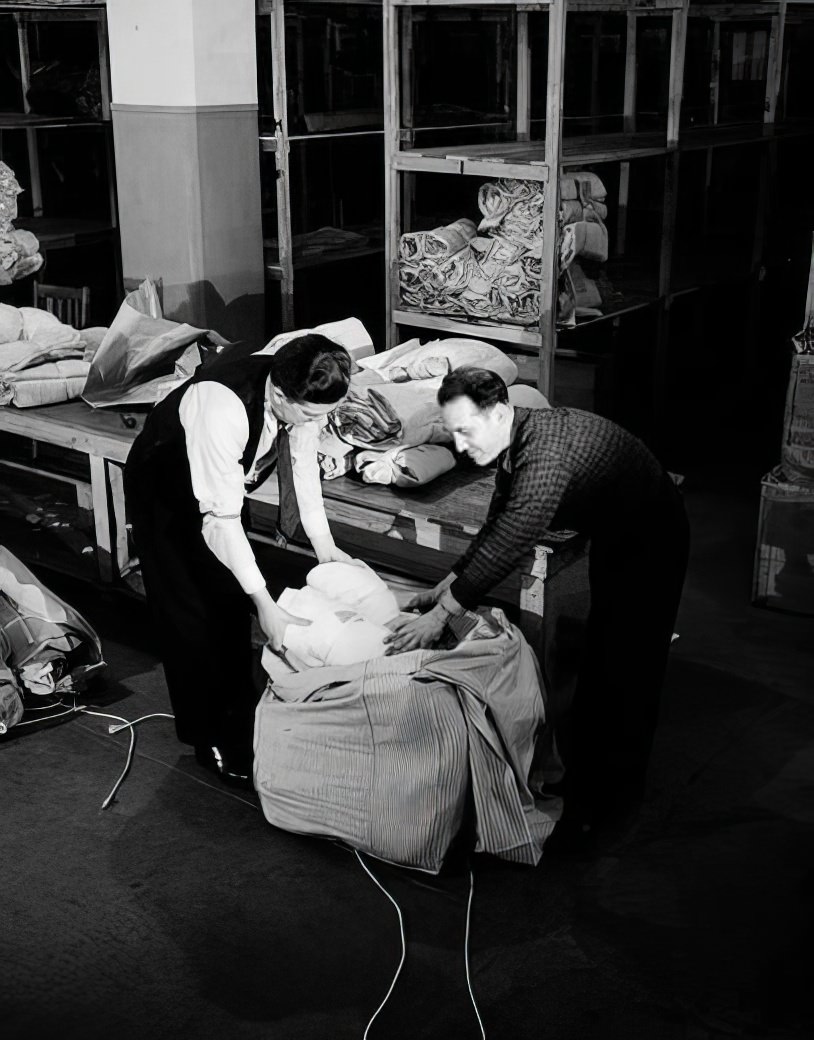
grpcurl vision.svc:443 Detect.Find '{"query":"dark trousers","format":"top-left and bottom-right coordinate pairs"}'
top-left (125, 472), bottom-right (261, 752)
top-left (565, 479), bottom-right (690, 818)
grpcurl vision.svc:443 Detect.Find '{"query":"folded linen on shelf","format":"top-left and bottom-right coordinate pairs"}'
top-left (560, 218), bottom-right (609, 268)
top-left (398, 172), bottom-right (609, 327)
top-left (355, 443), bottom-right (457, 487)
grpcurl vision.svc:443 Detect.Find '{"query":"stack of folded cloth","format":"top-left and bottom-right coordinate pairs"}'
top-left (0, 304), bottom-right (107, 408)
top-left (322, 336), bottom-right (537, 487)
top-left (320, 335), bottom-right (550, 487)
top-left (398, 173), bottom-right (609, 326)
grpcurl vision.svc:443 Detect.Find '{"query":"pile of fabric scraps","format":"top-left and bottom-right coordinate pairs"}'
top-left (0, 303), bottom-right (107, 408)
top-left (256, 559), bottom-right (561, 872)
top-left (0, 546), bottom-right (105, 735)
top-left (0, 162), bottom-right (43, 286)
top-left (398, 173), bottom-right (608, 326)
top-left (323, 336), bottom-right (525, 485)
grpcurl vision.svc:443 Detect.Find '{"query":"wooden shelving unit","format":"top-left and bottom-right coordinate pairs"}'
top-left (0, 3), bottom-right (119, 294)
top-left (383, 0), bottom-right (814, 417)
top-left (256, 0), bottom-right (385, 331)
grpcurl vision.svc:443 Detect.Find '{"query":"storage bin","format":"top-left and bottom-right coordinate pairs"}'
top-left (752, 466), bottom-right (814, 616)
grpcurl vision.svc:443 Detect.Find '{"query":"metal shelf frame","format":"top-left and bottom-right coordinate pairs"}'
top-left (383, 0), bottom-right (803, 402)
top-left (256, 0), bottom-right (385, 330)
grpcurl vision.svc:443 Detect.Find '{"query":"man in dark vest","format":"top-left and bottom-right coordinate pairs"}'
top-left (386, 367), bottom-right (690, 845)
top-left (124, 333), bottom-right (354, 788)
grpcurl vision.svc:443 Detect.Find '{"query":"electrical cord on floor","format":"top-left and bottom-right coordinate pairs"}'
top-left (79, 708), bottom-right (175, 809)
top-left (354, 849), bottom-right (486, 1040)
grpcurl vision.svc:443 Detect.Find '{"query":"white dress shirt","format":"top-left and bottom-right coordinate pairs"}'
top-left (179, 380), bottom-right (330, 596)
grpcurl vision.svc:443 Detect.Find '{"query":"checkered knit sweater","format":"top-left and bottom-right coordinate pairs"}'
top-left (450, 407), bottom-right (668, 610)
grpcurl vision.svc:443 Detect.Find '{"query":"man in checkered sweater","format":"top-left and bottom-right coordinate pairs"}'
top-left (386, 367), bottom-right (689, 841)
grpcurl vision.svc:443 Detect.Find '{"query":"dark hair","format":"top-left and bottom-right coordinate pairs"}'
top-left (437, 366), bottom-right (509, 409)
top-left (270, 333), bottom-right (351, 404)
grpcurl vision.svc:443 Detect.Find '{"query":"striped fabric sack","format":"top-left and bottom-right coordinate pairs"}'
top-left (254, 652), bottom-right (469, 873)
top-left (254, 610), bottom-right (560, 872)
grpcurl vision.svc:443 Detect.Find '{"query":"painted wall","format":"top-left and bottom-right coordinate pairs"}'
top-left (107, 0), bottom-right (264, 343)
top-left (107, 0), bottom-right (258, 107)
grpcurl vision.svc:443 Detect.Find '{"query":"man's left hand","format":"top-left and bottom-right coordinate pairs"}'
top-left (311, 536), bottom-right (361, 566)
top-left (384, 607), bottom-right (446, 654)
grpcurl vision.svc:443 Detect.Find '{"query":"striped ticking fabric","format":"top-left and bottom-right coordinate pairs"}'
top-left (254, 611), bottom-right (560, 872)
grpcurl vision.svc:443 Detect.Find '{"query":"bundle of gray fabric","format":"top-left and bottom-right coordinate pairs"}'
top-left (398, 173), bottom-right (609, 326)
top-left (322, 336), bottom-right (548, 487)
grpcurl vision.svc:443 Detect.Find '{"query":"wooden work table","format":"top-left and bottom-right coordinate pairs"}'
top-left (0, 399), bottom-right (588, 656)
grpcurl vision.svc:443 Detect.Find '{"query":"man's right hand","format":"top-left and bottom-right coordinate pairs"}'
top-left (405, 572), bottom-right (456, 614)
top-left (251, 588), bottom-right (310, 651)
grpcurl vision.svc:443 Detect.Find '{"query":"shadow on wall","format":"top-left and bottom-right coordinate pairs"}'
top-left (162, 279), bottom-right (266, 349)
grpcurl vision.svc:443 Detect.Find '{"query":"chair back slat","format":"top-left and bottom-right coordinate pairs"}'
top-left (33, 284), bottom-right (90, 329)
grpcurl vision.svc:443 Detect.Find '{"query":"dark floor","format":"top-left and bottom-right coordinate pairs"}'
top-left (2, 481), bottom-right (813, 1040)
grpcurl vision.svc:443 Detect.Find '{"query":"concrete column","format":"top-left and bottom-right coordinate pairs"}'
top-left (107, 0), bottom-right (264, 344)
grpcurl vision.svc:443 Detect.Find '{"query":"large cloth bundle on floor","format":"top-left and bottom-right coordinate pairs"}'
top-left (0, 546), bottom-right (105, 733)
top-left (255, 608), bottom-right (560, 872)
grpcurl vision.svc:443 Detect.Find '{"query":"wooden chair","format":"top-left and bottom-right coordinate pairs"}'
top-left (33, 283), bottom-right (91, 329)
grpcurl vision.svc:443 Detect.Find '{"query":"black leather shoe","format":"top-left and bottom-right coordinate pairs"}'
top-left (194, 744), bottom-right (254, 790)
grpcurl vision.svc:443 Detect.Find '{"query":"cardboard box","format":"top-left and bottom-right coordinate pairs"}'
top-left (752, 466), bottom-right (814, 616)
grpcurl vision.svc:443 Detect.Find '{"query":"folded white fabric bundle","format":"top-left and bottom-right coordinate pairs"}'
top-left (305, 561), bottom-right (400, 626)
top-left (507, 384), bottom-right (550, 409)
top-left (355, 443), bottom-right (457, 487)
top-left (358, 335), bottom-right (519, 387)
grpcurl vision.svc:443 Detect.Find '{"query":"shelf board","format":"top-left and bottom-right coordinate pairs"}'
top-left (266, 242), bottom-right (385, 277)
top-left (393, 308), bottom-right (543, 348)
top-left (0, 112), bottom-right (109, 130)
top-left (14, 217), bottom-right (116, 250)
top-left (392, 120), bottom-right (814, 177)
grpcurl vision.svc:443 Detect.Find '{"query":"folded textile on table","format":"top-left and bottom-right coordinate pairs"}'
top-left (358, 335), bottom-right (518, 386)
top-left (355, 444), bottom-right (457, 487)
top-left (508, 384), bottom-right (550, 409)
top-left (254, 606), bottom-right (559, 871)
top-left (262, 316), bottom-right (375, 364)
top-left (317, 425), bottom-right (357, 480)
top-left (0, 359), bottom-right (90, 407)
top-left (0, 338), bottom-right (83, 373)
top-left (332, 377), bottom-right (451, 449)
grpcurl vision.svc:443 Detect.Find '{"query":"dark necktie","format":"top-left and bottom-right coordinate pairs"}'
top-left (274, 423), bottom-right (306, 545)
